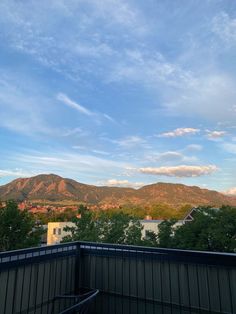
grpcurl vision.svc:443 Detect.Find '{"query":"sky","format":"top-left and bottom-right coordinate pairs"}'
top-left (0, 0), bottom-right (236, 194)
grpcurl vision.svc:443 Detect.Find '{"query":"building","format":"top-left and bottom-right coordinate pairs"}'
top-left (47, 218), bottom-right (186, 245)
top-left (47, 220), bottom-right (168, 245)
top-left (47, 221), bottom-right (75, 245)
top-left (140, 219), bottom-right (163, 239)
top-left (140, 219), bottom-right (185, 239)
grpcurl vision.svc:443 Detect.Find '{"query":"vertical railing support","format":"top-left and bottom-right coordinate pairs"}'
top-left (74, 242), bottom-right (81, 294)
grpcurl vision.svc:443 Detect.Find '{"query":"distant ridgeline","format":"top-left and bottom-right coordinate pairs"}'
top-left (0, 174), bottom-right (235, 220)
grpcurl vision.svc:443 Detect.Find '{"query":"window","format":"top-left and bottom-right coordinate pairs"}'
top-left (58, 228), bottom-right (61, 235)
top-left (53, 228), bottom-right (56, 235)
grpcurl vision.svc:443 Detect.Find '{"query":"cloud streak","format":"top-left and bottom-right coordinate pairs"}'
top-left (114, 136), bottom-right (147, 148)
top-left (212, 12), bottom-right (236, 45)
top-left (57, 93), bottom-right (93, 116)
top-left (146, 151), bottom-right (198, 164)
top-left (0, 169), bottom-right (37, 179)
top-left (57, 93), bottom-right (115, 124)
top-left (138, 165), bottom-right (218, 178)
top-left (100, 179), bottom-right (145, 188)
top-left (158, 128), bottom-right (200, 138)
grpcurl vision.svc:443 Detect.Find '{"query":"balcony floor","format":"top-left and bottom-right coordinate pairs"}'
top-left (91, 293), bottom-right (213, 314)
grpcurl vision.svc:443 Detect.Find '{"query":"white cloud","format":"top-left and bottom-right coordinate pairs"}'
top-left (103, 114), bottom-right (116, 123)
top-left (165, 74), bottom-right (236, 124)
top-left (221, 142), bottom-right (236, 154)
top-left (155, 151), bottom-right (183, 161)
top-left (0, 0), bottom-right (146, 82)
top-left (14, 151), bottom-right (130, 181)
top-left (0, 169), bottom-right (37, 179)
top-left (101, 179), bottom-right (145, 188)
top-left (223, 187), bottom-right (236, 196)
top-left (184, 144), bottom-right (203, 152)
top-left (114, 136), bottom-right (147, 148)
top-left (109, 49), bottom-right (190, 88)
top-left (72, 145), bottom-right (86, 150)
top-left (76, 42), bottom-right (114, 58)
top-left (0, 76), bottom-right (54, 136)
top-left (158, 128), bottom-right (200, 138)
top-left (57, 93), bottom-right (93, 116)
top-left (206, 130), bottom-right (227, 140)
top-left (146, 151), bottom-right (197, 163)
top-left (2, 1), bottom-right (235, 129)
top-left (62, 128), bottom-right (85, 137)
top-left (138, 165), bottom-right (218, 178)
top-left (212, 12), bottom-right (236, 45)
top-left (91, 150), bottom-right (110, 156)
top-left (57, 93), bottom-right (115, 124)
top-left (90, 0), bottom-right (147, 35)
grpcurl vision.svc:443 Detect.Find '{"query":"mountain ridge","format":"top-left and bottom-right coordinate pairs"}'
top-left (0, 173), bottom-right (235, 207)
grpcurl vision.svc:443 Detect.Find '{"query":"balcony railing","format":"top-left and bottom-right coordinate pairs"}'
top-left (0, 242), bottom-right (236, 314)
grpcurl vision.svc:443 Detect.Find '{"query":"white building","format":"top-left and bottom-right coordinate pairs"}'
top-left (140, 219), bottom-right (163, 239)
top-left (140, 219), bottom-right (184, 239)
top-left (47, 215), bottom-right (191, 245)
top-left (47, 222), bottom-right (75, 245)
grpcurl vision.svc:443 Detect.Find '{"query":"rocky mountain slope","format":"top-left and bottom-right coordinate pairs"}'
top-left (0, 174), bottom-right (235, 207)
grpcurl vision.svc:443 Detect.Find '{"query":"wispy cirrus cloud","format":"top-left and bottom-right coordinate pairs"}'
top-left (158, 128), bottom-right (200, 138)
top-left (212, 12), bottom-right (236, 46)
top-left (164, 74), bottom-right (236, 125)
top-left (113, 136), bottom-right (148, 149)
top-left (146, 151), bottom-right (198, 164)
top-left (0, 0), bottom-right (146, 82)
top-left (0, 75), bottom-right (55, 136)
top-left (13, 151), bottom-right (130, 182)
top-left (62, 127), bottom-right (87, 137)
top-left (108, 47), bottom-right (194, 94)
top-left (0, 1), bottom-right (235, 192)
top-left (57, 93), bottom-right (115, 123)
top-left (184, 144), bottom-right (203, 152)
top-left (57, 93), bottom-right (93, 116)
top-left (0, 169), bottom-right (38, 179)
top-left (138, 165), bottom-right (218, 178)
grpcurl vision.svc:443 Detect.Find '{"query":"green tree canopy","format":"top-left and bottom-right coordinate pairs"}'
top-left (63, 205), bottom-right (99, 242)
top-left (155, 206), bottom-right (236, 252)
top-left (62, 207), bottom-right (144, 245)
top-left (0, 200), bottom-right (43, 251)
top-left (173, 206), bottom-right (236, 252)
top-left (157, 219), bottom-right (177, 248)
top-left (63, 205), bottom-right (236, 253)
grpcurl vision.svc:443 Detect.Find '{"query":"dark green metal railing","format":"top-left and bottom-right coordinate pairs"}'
top-left (0, 242), bottom-right (236, 314)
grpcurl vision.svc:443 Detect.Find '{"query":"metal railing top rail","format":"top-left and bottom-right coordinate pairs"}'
top-left (79, 240), bottom-right (236, 257)
top-left (0, 242), bottom-right (78, 270)
top-left (0, 241), bottom-right (77, 258)
top-left (0, 241), bottom-right (236, 268)
top-left (79, 241), bottom-right (236, 266)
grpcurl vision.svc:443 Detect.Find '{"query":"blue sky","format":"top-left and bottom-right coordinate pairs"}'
top-left (0, 0), bottom-right (236, 194)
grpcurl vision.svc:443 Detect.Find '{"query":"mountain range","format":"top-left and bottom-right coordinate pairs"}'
top-left (0, 174), bottom-right (235, 208)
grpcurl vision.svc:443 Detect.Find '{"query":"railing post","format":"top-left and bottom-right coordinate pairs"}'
top-left (74, 242), bottom-right (81, 294)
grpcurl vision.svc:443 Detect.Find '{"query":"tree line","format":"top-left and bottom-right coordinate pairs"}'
top-left (62, 205), bottom-right (236, 253)
top-left (0, 201), bottom-right (235, 253)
